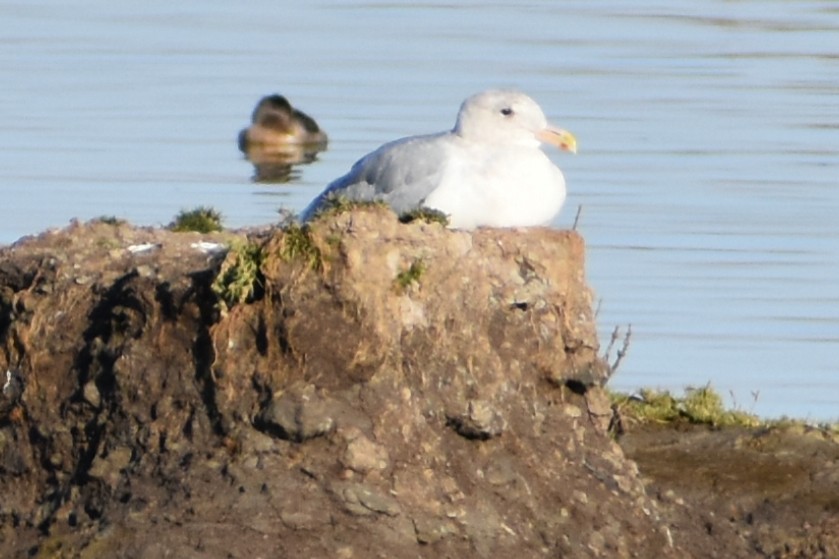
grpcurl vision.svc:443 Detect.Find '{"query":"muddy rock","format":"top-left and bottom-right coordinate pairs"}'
top-left (620, 422), bottom-right (839, 559)
top-left (2, 209), bottom-right (832, 557)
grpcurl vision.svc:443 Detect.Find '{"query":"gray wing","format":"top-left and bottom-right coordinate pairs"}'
top-left (300, 132), bottom-right (452, 221)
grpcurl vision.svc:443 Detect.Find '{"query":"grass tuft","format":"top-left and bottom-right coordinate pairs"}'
top-left (309, 194), bottom-right (388, 220)
top-left (170, 206), bottom-right (224, 233)
top-left (394, 258), bottom-right (426, 293)
top-left (93, 215), bottom-right (127, 226)
top-left (278, 223), bottom-right (322, 271)
top-left (610, 384), bottom-right (762, 428)
top-left (211, 239), bottom-right (264, 308)
top-left (610, 384), bottom-right (839, 443)
top-left (399, 207), bottom-right (450, 226)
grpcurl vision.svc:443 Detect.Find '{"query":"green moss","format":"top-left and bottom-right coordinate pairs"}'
top-left (211, 239), bottom-right (264, 308)
top-left (170, 206), bottom-right (224, 233)
top-left (278, 223), bottom-right (322, 271)
top-left (394, 258), bottom-right (426, 293)
top-left (93, 215), bottom-right (126, 226)
top-left (399, 207), bottom-right (450, 226)
top-left (771, 417), bottom-right (839, 437)
top-left (611, 385), bottom-right (839, 448)
top-left (325, 234), bottom-right (343, 249)
top-left (610, 384), bottom-right (762, 428)
top-left (308, 194), bottom-right (388, 220)
top-left (95, 237), bottom-right (122, 250)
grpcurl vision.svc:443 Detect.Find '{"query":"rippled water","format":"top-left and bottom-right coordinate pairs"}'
top-left (2, 1), bottom-right (837, 418)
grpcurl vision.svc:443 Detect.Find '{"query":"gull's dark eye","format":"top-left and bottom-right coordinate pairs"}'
top-left (500, 107), bottom-right (514, 117)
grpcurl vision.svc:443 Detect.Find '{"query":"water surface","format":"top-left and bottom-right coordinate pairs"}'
top-left (2, 1), bottom-right (837, 418)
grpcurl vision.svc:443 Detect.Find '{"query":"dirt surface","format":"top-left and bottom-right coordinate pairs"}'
top-left (620, 421), bottom-right (839, 558)
top-left (0, 211), bottom-right (837, 558)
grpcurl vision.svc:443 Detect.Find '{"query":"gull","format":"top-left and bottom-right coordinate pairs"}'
top-left (300, 89), bottom-right (576, 229)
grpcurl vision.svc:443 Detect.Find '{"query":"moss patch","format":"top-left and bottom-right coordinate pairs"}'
top-left (212, 239), bottom-right (264, 309)
top-left (399, 207), bottom-right (450, 227)
top-left (611, 384), bottom-right (762, 428)
top-left (309, 194), bottom-right (388, 220)
top-left (278, 223), bottom-right (322, 271)
top-left (170, 206), bottom-right (224, 233)
top-left (92, 215), bottom-right (127, 226)
top-left (394, 258), bottom-right (426, 293)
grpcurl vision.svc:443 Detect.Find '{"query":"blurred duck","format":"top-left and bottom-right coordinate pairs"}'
top-left (238, 94), bottom-right (328, 183)
top-left (238, 94), bottom-right (327, 153)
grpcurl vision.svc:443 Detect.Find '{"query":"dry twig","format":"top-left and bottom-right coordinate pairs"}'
top-left (572, 205), bottom-right (583, 230)
top-left (603, 324), bottom-right (632, 376)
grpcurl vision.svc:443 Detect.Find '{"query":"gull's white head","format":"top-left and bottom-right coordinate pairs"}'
top-left (453, 89), bottom-right (577, 153)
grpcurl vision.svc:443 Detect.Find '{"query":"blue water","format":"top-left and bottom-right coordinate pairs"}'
top-left (2, 1), bottom-right (837, 419)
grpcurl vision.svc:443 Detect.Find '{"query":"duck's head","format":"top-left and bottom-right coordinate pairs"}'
top-left (239, 94), bottom-right (328, 153)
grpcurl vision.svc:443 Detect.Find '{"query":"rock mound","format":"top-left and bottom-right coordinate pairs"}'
top-left (0, 211), bottom-right (677, 557)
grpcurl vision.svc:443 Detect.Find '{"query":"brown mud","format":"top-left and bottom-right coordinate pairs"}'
top-left (0, 210), bottom-right (836, 558)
